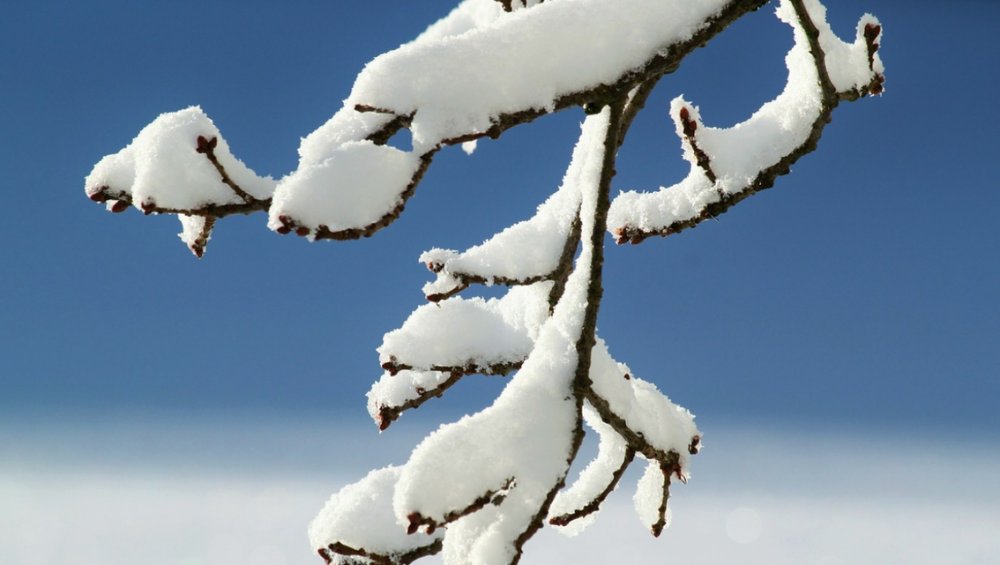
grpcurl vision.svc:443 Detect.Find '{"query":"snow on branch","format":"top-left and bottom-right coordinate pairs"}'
top-left (85, 0), bottom-right (769, 255)
top-left (548, 405), bottom-right (635, 534)
top-left (609, 0), bottom-right (885, 244)
top-left (86, 1), bottom-right (884, 563)
top-left (84, 107), bottom-right (275, 257)
top-left (309, 466), bottom-right (444, 565)
top-left (377, 282), bottom-right (551, 376)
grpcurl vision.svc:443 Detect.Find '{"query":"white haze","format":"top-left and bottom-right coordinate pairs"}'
top-left (1, 414), bottom-right (997, 565)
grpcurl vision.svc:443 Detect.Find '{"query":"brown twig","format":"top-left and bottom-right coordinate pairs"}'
top-left (549, 446), bottom-right (636, 526)
top-left (324, 539), bottom-right (444, 565)
top-left (650, 463), bottom-right (673, 537)
top-left (406, 478), bottom-right (515, 534)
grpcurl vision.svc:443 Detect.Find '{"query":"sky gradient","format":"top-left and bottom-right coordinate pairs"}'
top-left (2, 0), bottom-right (996, 432)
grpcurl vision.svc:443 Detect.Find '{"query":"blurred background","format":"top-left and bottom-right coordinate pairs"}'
top-left (1, 1), bottom-right (997, 563)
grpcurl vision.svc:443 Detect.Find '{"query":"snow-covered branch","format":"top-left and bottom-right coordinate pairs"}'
top-left (85, 0), bottom-right (769, 256)
top-left (85, 1), bottom-right (884, 563)
top-left (609, 0), bottom-right (885, 245)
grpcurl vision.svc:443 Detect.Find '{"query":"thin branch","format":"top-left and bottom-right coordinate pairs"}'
top-left (195, 135), bottom-right (259, 204)
top-left (372, 362), bottom-right (522, 432)
top-left (324, 539), bottom-right (444, 565)
top-left (373, 371), bottom-right (467, 432)
top-left (650, 462), bottom-right (673, 537)
top-left (676, 105), bottom-right (718, 185)
top-left (583, 388), bottom-right (685, 470)
top-left (618, 74), bottom-right (665, 147)
top-left (546, 215), bottom-right (582, 311)
top-left (188, 215), bottom-right (216, 259)
top-left (420, 215), bottom-right (582, 304)
top-left (380, 358), bottom-right (522, 378)
top-left (423, 272), bottom-right (545, 304)
top-left (548, 446), bottom-right (636, 527)
top-left (406, 478), bottom-right (515, 534)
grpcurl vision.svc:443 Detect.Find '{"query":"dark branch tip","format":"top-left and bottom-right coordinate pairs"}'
top-left (688, 435), bottom-right (701, 455)
top-left (88, 188), bottom-right (109, 203)
top-left (195, 135), bottom-right (215, 154)
top-left (679, 106), bottom-right (698, 137)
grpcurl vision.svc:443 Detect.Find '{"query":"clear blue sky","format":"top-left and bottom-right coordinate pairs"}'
top-left (1, 0), bottom-right (997, 438)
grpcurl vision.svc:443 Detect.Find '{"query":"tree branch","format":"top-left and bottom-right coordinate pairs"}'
top-left (406, 478), bottom-right (515, 534)
top-left (549, 446), bottom-right (636, 527)
top-left (292, 0), bottom-right (768, 244)
top-left (323, 539), bottom-right (444, 565)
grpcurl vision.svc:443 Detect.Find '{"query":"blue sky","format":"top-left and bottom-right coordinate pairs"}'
top-left (2, 0), bottom-right (995, 434)
top-left (2, 2), bottom-right (998, 564)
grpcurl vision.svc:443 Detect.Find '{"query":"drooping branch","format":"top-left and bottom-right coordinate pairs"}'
top-left (583, 387), bottom-right (685, 469)
top-left (610, 1), bottom-right (885, 244)
top-left (549, 445), bottom-right (636, 527)
top-left (195, 135), bottom-right (258, 204)
top-left (369, 370), bottom-right (466, 431)
top-left (634, 460), bottom-right (675, 538)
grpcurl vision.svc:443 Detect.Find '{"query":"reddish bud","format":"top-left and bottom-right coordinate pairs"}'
top-left (110, 200), bottom-right (129, 213)
top-left (295, 226), bottom-right (311, 237)
top-left (195, 135), bottom-right (217, 154)
top-left (406, 513), bottom-right (422, 535)
top-left (375, 409), bottom-right (391, 431)
top-left (88, 189), bottom-right (108, 203)
top-left (140, 200), bottom-right (156, 215)
top-left (688, 435), bottom-right (701, 455)
top-left (276, 225), bottom-right (291, 235)
top-left (679, 106), bottom-right (697, 137)
top-left (382, 360), bottom-right (400, 376)
top-left (864, 23), bottom-right (881, 44)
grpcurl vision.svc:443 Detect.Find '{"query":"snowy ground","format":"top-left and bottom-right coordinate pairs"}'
top-left (2, 414), bottom-right (997, 565)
